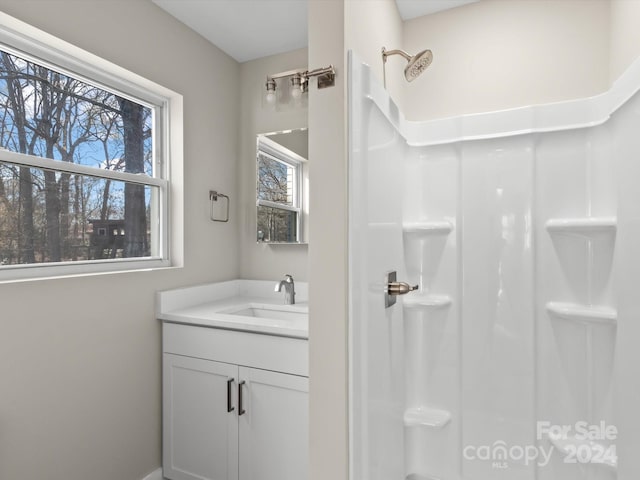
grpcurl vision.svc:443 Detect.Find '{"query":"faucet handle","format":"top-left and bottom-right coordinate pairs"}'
top-left (387, 282), bottom-right (418, 295)
top-left (285, 274), bottom-right (294, 282)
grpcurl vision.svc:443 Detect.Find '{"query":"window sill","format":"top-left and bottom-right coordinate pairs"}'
top-left (0, 258), bottom-right (180, 284)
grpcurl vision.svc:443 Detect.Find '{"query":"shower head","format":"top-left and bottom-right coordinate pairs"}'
top-left (404, 49), bottom-right (433, 82)
top-left (381, 47), bottom-right (433, 85)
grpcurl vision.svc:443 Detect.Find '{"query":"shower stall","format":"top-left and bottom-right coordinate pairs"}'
top-left (348, 51), bottom-right (640, 480)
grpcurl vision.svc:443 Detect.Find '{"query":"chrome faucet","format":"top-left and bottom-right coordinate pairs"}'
top-left (275, 274), bottom-right (296, 305)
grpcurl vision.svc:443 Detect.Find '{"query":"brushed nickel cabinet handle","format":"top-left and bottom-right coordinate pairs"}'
top-left (227, 378), bottom-right (235, 413)
top-left (238, 380), bottom-right (246, 416)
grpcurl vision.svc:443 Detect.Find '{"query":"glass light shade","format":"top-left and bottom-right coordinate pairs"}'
top-left (290, 74), bottom-right (304, 100)
top-left (265, 77), bottom-right (276, 104)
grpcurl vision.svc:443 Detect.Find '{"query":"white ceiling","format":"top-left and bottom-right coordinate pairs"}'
top-left (396, 0), bottom-right (478, 20)
top-left (152, 0), bottom-right (479, 63)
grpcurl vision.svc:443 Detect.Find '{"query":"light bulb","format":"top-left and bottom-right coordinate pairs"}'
top-left (290, 74), bottom-right (304, 100)
top-left (265, 77), bottom-right (276, 104)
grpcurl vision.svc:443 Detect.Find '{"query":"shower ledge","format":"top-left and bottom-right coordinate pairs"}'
top-left (548, 432), bottom-right (617, 472)
top-left (546, 302), bottom-right (617, 326)
top-left (404, 406), bottom-right (451, 428)
top-left (402, 221), bottom-right (453, 235)
top-left (545, 217), bottom-right (617, 235)
top-left (403, 294), bottom-right (452, 309)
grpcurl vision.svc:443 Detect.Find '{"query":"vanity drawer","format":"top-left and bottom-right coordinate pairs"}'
top-left (162, 322), bottom-right (308, 377)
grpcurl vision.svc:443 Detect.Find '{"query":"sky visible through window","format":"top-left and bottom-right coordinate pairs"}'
top-left (0, 51), bottom-right (153, 173)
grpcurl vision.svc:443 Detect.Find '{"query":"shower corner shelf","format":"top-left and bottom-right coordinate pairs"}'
top-left (545, 216), bottom-right (617, 234)
top-left (403, 294), bottom-right (452, 310)
top-left (548, 432), bottom-right (617, 472)
top-left (403, 406), bottom-right (451, 428)
top-left (402, 221), bottom-right (453, 236)
top-left (546, 302), bottom-right (617, 326)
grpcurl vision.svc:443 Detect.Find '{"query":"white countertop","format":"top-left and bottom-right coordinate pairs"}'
top-left (157, 279), bottom-right (309, 339)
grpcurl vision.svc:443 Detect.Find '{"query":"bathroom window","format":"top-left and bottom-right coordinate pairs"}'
top-left (0, 17), bottom-right (181, 281)
top-left (256, 136), bottom-right (303, 243)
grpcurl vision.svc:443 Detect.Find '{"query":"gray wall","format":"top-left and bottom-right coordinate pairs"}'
top-left (238, 48), bottom-right (309, 280)
top-left (403, 0), bottom-right (610, 120)
top-left (0, 1), bottom-right (240, 479)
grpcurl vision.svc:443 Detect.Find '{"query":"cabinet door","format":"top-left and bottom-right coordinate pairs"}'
top-left (163, 354), bottom-right (239, 480)
top-left (238, 367), bottom-right (309, 480)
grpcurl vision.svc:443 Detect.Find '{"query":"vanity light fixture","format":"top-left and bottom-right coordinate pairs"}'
top-left (264, 64), bottom-right (336, 104)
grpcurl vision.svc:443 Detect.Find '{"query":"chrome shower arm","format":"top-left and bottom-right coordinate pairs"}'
top-left (382, 47), bottom-right (412, 63)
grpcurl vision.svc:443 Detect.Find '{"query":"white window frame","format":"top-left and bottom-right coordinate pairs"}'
top-left (0, 13), bottom-right (183, 282)
top-left (256, 136), bottom-right (306, 242)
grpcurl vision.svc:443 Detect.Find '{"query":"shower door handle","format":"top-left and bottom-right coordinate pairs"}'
top-left (385, 271), bottom-right (419, 308)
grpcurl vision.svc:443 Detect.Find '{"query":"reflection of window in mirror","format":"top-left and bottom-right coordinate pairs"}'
top-left (256, 129), bottom-right (308, 243)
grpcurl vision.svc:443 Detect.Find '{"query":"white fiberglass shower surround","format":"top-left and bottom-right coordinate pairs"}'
top-left (348, 51), bottom-right (640, 480)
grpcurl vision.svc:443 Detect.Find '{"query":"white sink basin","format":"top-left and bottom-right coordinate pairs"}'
top-left (227, 305), bottom-right (306, 321)
top-left (219, 303), bottom-right (308, 329)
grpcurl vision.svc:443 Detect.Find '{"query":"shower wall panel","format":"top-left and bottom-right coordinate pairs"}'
top-left (402, 143), bottom-right (460, 480)
top-left (459, 136), bottom-right (536, 480)
top-left (350, 60), bottom-right (406, 480)
top-left (611, 87), bottom-right (640, 480)
top-left (536, 125), bottom-right (617, 480)
top-left (349, 52), bottom-right (640, 480)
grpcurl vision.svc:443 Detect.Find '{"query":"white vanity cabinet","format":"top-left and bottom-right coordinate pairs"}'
top-left (162, 322), bottom-right (309, 480)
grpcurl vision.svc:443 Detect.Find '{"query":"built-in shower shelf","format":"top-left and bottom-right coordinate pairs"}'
top-left (546, 302), bottom-right (617, 326)
top-left (406, 474), bottom-right (440, 480)
top-left (403, 294), bottom-right (452, 310)
top-left (402, 221), bottom-right (453, 236)
top-left (545, 217), bottom-right (617, 235)
top-left (404, 406), bottom-right (451, 428)
top-left (548, 432), bottom-right (617, 471)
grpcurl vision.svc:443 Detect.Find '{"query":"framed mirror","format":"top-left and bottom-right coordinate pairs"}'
top-left (256, 128), bottom-right (308, 244)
